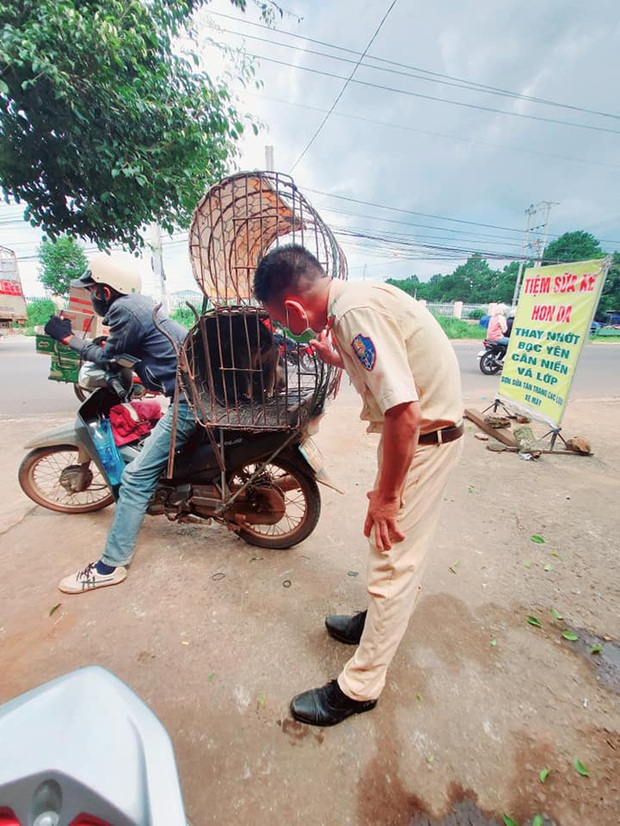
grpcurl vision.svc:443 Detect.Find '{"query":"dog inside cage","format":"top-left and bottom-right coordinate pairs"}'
top-left (188, 308), bottom-right (284, 407)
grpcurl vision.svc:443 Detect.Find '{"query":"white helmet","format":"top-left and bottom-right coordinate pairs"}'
top-left (71, 252), bottom-right (142, 295)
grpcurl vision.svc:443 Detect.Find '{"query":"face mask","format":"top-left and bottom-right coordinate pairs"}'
top-left (90, 287), bottom-right (112, 318)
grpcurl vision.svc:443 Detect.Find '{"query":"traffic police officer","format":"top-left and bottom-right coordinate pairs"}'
top-left (254, 244), bottom-right (463, 726)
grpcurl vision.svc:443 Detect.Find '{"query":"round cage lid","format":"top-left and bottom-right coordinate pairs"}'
top-left (189, 171), bottom-right (347, 304)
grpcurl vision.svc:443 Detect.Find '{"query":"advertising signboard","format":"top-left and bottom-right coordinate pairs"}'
top-left (498, 258), bottom-right (610, 427)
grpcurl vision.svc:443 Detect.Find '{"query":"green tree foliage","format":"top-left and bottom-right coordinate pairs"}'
top-left (542, 231), bottom-right (604, 264)
top-left (386, 232), bottom-right (619, 318)
top-left (25, 297), bottom-right (56, 331)
top-left (386, 254), bottom-right (519, 304)
top-left (0, 0), bottom-right (279, 248)
top-left (38, 236), bottom-right (88, 297)
top-left (597, 252), bottom-right (620, 319)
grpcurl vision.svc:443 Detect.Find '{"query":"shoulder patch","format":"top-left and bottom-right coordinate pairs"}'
top-left (351, 334), bottom-right (376, 371)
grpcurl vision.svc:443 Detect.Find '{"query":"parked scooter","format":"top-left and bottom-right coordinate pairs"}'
top-left (18, 358), bottom-right (327, 550)
top-left (477, 339), bottom-right (508, 375)
top-left (0, 666), bottom-right (187, 825)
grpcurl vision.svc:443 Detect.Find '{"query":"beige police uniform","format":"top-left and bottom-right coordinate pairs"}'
top-left (327, 280), bottom-right (463, 701)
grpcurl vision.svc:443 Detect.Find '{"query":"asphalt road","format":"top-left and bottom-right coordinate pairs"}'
top-left (0, 334), bottom-right (618, 417)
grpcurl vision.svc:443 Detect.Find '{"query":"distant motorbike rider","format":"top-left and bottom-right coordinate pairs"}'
top-left (44, 252), bottom-right (194, 594)
top-left (487, 304), bottom-right (510, 346)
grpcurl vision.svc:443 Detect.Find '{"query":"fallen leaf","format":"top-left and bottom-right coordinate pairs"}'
top-left (532, 816), bottom-right (544, 826)
top-left (257, 692), bottom-right (266, 708)
top-left (550, 550), bottom-right (561, 558)
top-left (530, 535), bottom-right (545, 544)
top-left (551, 608), bottom-right (563, 620)
top-left (527, 616), bottom-right (543, 628)
top-left (591, 645), bottom-right (603, 655)
top-left (502, 815), bottom-right (518, 826)
top-left (544, 563), bottom-right (553, 572)
top-left (49, 603), bottom-right (61, 617)
top-left (524, 561), bottom-right (532, 569)
top-left (208, 673), bottom-right (215, 683)
top-left (574, 759), bottom-right (589, 777)
top-left (539, 768), bottom-right (551, 783)
top-left (467, 485), bottom-right (476, 493)
top-left (490, 639), bottom-right (497, 646)
top-left (562, 631), bottom-right (579, 641)
top-left (415, 693), bottom-right (423, 702)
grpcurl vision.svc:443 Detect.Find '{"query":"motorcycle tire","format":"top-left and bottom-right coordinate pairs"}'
top-left (18, 446), bottom-right (115, 514)
top-left (479, 352), bottom-right (502, 375)
top-left (229, 457), bottom-right (321, 550)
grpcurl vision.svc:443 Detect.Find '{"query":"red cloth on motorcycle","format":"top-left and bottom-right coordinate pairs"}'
top-left (109, 401), bottom-right (163, 446)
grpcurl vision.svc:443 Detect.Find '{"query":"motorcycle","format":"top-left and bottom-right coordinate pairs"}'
top-left (274, 333), bottom-right (316, 373)
top-left (0, 665), bottom-right (187, 825)
top-left (18, 358), bottom-right (328, 550)
top-left (477, 339), bottom-right (507, 375)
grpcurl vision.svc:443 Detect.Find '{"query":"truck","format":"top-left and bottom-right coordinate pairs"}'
top-left (0, 246), bottom-right (28, 336)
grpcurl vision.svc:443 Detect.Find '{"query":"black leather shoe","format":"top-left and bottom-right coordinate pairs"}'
top-left (325, 610), bottom-right (367, 645)
top-left (290, 680), bottom-right (377, 727)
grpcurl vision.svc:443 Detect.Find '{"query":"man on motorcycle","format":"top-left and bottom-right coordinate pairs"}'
top-left (253, 244), bottom-right (463, 727)
top-left (44, 253), bottom-right (193, 594)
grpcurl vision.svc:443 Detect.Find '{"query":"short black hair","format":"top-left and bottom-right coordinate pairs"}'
top-left (253, 244), bottom-right (326, 304)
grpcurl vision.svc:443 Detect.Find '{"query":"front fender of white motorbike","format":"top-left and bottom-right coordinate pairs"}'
top-left (23, 422), bottom-right (81, 451)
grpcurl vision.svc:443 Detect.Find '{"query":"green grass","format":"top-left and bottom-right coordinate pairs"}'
top-left (433, 315), bottom-right (486, 339)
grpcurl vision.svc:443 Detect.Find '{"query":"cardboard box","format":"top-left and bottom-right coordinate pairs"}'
top-left (62, 309), bottom-right (100, 336)
top-left (68, 286), bottom-right (95, 313)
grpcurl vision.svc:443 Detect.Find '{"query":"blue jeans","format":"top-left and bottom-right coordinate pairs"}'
top-left (101, 402), bottom-right (197, 568)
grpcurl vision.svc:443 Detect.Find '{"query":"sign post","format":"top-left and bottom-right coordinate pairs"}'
top-left (498, 257), bottom-right (610, 442)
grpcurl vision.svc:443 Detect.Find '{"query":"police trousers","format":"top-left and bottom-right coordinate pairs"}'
top-left (338, 436), bottom-right (463, 701)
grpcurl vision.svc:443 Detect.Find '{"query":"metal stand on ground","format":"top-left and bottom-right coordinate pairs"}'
top-left (477, 397), bottom-right (569, 453)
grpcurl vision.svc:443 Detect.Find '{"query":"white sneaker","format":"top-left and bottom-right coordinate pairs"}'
top-left (59, 562), bottom-right (128, 594)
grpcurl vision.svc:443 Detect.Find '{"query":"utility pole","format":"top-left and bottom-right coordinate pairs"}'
top-left (512, 204), bottom-right (536, 307)
top-left (535, 200), bottom-right (559, 264)
top-left (265, 145), bottom-right (275, 171)
top-left (511, 201), bottom-right (559, 305)
top-left (149, 222), bottom-right (169, 313)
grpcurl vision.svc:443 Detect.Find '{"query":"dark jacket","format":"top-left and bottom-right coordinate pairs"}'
top-left (68, 294), bottom-right (186, 397)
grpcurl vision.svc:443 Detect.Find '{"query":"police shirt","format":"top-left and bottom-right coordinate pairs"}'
top-left (327, 281), bottom-right (462, 435)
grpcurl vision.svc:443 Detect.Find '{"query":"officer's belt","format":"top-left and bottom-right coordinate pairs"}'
top-left (418, 422), bottom-right (464, 446)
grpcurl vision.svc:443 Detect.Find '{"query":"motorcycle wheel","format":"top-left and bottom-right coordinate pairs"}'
top-left (229, 458), bottom-right (321, 550)
top-left (18, 446), bottom-right (115, 514)
top-left (479, 351), bottom-right (502, 375)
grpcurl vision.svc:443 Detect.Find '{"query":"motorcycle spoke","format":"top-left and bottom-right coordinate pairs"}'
top-left (24, 448), bottom-right (113, 510)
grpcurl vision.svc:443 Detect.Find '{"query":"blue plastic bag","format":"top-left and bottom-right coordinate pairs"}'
top-left (90, 417), bottom-right (125, 486)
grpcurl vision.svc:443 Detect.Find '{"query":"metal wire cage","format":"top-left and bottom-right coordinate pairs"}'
top-left (180, 171), bottom-right (348, 430)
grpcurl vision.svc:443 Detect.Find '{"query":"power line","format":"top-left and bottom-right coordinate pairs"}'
top-left (290, 0), bottom-right (399, 172)
top-left (232, 52), bottom-right (620, 137)
top-left (207, 10), bottom-right (620, 121)
top-left (305, 188), bottom-right (526, 234)
top-left (242, 91), bottom-right (620, 172)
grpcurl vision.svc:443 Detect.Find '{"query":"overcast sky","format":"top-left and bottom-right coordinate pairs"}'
top-left (2, 0), bottom-right (619, 296)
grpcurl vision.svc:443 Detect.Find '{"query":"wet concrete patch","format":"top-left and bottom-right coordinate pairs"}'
top-left (408, 797), bottom-right (501, 825)
top-left (407, 789), bottom-right (553, 826)
top-left (564, 627), bottom-right (620, 693)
